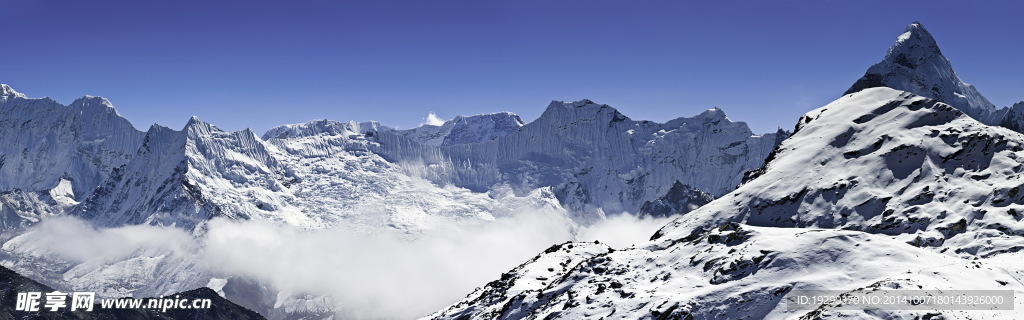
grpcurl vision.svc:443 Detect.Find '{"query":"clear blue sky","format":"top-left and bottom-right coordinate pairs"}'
top-left (3, 0), bottom-right (1022, 134)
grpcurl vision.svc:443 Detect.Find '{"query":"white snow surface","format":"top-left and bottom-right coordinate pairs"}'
top-left (427, 88), bottom-right (1024, 319)
top-left (429, 224), bottom-right (1024, 319)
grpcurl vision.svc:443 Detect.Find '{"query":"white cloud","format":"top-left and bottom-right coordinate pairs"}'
top-left (3, 216), bottom-right (194, 263)
top-left (577, 214), bottom-right (675, 249)
top-left (4, 211), bottom-right (672, 319)
top-left (423, 112), bottom-right (446, 126)
top-left (200, 209), bottom-right (574, 319)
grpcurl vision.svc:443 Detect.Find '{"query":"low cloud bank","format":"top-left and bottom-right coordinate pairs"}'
top-left (6, 210), bottom-right (674, 319)
top-left (201, 209), bottom-right (575, 319)
top-left (3, 216), bottom-right (195, 263)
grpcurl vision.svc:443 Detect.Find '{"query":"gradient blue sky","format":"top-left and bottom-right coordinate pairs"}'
top-left (3, 0), bottom-right (1023, 134)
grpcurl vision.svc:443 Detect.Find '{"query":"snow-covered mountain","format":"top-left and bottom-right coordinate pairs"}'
top-left (258, 99), bottom-right (785, 225)
top-left (73, 117), bottom-right (293, 230)
top-left (399, 112), bottom-right (526, 146)
top-left (371, 100), bottom-right (786, 222)
top-left (428, 86), bottom-right (1024, 320)
top-left (428, 22), bottom-right (1024, 319)
top-left (1, 84), bottom-right (782, 232)
top-left (0, 109), bottom-right (575, 309)
top-left (0, 87), bottom-right (545, 318)
top-left (0, 81), bottom-right (786, 320)
top-left (847, 21), bottom-right (1024, 131)
top-left (665, 88), bottom-right (1024, 257)
top-left (1000, 102), bottom-right (1024, 133)
top-left (2, 81), bottom-right (786, 319)
top-left (0, 84), bottom-right (26, 99)
top-left (261, 118), bottom-right (570, 232)
top-left (255, 99), bottom-right (785, 229)
top-left (12, 20), bottom-right (1019, 320)
top-left (0, 89), bottom-right (143, 228)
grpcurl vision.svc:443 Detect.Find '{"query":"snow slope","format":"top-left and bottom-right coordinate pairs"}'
top-left (427, 88), bottom-right (1024, 319)
top-left (664, 88), bottom-right (1024, 257)
top-left (430, 224), bottom-right (1024, 320)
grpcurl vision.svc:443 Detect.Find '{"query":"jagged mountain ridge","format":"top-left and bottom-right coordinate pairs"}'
top-left (0, 89), bottom-right (559, 232)
top-left (0, 112), bottom-right (572, 308)
top-left (0, 93), bottom-right (142, 199)
top-left (847, 21), bottom-right (1024, 131)
top-left (0, 87), bottom-right (550, 319)
top-left (258, 117), bottom-right (570, 231)
top-left (0, 84), bottom-right (783, 319)
top-left (73, 117), bottom-right (294, 230)
top-left (355, 100), bottom-right (786, 221)
top-left (428, 87), bottom-right (1024, 320)
top-left (399, 112), bottom-right (526, 146)
top-left (1, 84), bottom-right (784, 231)
top-left (0, 91), bottom-right (143, 229)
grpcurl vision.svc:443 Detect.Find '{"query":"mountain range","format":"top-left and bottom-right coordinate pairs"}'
top-left (428, 21), bottom-right (1024, 320)
top-left (0, 83), bottom-right (782, 232)
top-left (0, 41), bottom-right (783, 319)
top-left (2, 21), bottom-right (1022, 319)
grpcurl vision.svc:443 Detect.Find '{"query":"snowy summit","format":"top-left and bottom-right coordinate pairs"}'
top-left (0, 84), bottom-right (27, 99)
